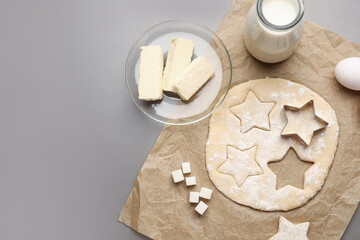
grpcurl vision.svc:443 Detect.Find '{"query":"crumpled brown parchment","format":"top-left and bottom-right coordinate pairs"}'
top-left (119, 0), bottom-right (360, 239)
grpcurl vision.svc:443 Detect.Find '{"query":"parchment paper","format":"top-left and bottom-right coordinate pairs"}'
top-left (119, 0), bottom-right (360, 239)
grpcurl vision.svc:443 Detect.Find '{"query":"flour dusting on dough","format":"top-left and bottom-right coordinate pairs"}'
top-left (205, 78), bottom-right (339, 211)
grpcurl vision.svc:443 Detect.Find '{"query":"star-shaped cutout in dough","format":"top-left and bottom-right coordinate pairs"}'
top-left (218, 145), bottom-right (263, 187)
top-left (268, 148), bottom-right (313, 190)
top-left (230, 91), bottom-right (275, 133)
top-left (281, 100), bottom-right (328, 145)
top-left (269, 216), bottom-right (310, 240)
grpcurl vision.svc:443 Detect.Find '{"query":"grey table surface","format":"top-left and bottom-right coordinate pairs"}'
top-left (0, 0), bottom-right (359, 239)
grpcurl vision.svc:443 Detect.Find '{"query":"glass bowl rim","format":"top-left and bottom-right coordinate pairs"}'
top-left (125, 19), bottom-right (232, 125)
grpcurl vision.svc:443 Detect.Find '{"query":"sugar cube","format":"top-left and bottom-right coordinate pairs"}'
top-left (199, 187), bottom-right (213, 200)
top-left (185, 176), bottom-right (196, 186)
top-left (171, 169), bottom-right (184, 183)
top-left (189, 192), bottom-right (200, 203)
top-left (182, 162), bottom-right (191, 174)
top-left (195, 201), bottom-right (208, 215)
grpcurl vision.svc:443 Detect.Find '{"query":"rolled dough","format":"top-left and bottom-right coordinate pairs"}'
top-left (205, 78), bottom-right (339, 211)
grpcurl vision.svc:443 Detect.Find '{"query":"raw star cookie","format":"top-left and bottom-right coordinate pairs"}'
top-left (269, 216), bottom-right (309, 240)
top-left (206, 78), bottom-right (339, 211)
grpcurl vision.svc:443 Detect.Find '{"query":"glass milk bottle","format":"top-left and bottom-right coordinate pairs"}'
top-left (244, 0), bottom-right (305, 63)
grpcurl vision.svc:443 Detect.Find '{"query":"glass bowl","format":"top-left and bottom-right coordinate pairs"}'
top-left (125, 20), bottom-right (232, 125)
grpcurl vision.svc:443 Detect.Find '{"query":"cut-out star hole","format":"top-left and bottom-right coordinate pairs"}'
top-left (281, 100), bottom-right (328, 146)
top-left (268, 148), bottom-right (313, 190)
top-left (218, 145), bottom-right (263, 187)
top-left (230, 91), bottom-right (275, 133)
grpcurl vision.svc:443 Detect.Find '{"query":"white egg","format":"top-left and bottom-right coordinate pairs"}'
top-left (335, 57), bottom-right (360, 91)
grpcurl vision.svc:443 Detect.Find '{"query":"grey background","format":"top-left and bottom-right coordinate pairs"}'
top-left (0, 0), bottom-right (359, 239)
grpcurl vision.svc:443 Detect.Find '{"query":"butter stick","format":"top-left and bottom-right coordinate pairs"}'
top-left (162, 38), bottom-right (194, 92)
top-left (175, 57), bottom-right (215, 101)
top-left (138, 46), bottom-right (164, 101)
